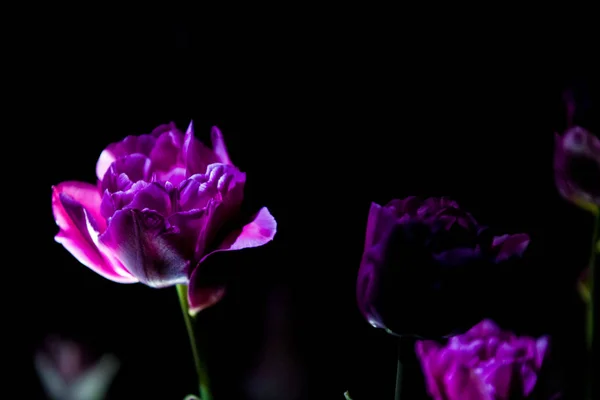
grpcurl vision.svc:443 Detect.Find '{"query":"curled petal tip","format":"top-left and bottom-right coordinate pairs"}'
top-left (187, 286), bottom-right (226, 317)
top-left (210, 126), bottom-right (232, 165)
top-left (186, 120), bottom-right (194, 136)
top-left (210, 125), bottom-right (222, 136)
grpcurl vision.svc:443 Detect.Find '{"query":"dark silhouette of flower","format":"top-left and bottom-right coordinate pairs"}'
top-left (357, 197), bottom-right (529, 337)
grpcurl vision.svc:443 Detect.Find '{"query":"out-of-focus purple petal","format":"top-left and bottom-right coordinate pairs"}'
top-left (96, 134), bottom-right (156, 180)
top-left (52, 182), bottom-right (137, 283)
top-left (386, 196), bottom-right (420, 216)
top-left (534, 337), bottom-right (549, 370)
top-left (416, 320), bottom-right (551, 400)
top-left (521, 364), bottom-right (538, 396)
top-left (415, 341), bottom-right (445, 400)
top-left (491, 234), bottom-right (530, 261)
top-left (99, 209), bottom-right (189, 287)
top-left (467, 320), bottom-right (502, 338)
top-left (183, 121), bottom-right (219, 177)
top-left (554, 126), bottom-right (600, 209)
top-left (480, 362), bottom-right (515, 399)
top-left (443, 362), bottom-right (492, 400)
top-left (150, 121), bottom-right (178, 137)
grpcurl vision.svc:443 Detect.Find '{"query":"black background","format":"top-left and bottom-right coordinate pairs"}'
top-left (10, 8), bottom-right (599, 399)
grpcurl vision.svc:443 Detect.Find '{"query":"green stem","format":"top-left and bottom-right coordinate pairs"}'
top-left (176, 285), bottom-right (213, 400)
top-left (587, 214), bottom-right (599, 400)
top-left (587, 214), bottom-right (598, 351)
top-left (395, 338), bottom-right (403, 400)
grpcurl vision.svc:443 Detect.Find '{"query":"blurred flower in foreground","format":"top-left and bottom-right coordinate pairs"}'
top-left (357, 197), bottom-right (530, 338)
top-left (554, 126), bottom-right (600, 215)
top-left (52, 122), bottom-right (276, 314)
top-left (416, 320), bottom-right (551, 400)
top-left (35, 337), bottom-right (119, 400)
top-left (245, 287), bottom-right (303, 400)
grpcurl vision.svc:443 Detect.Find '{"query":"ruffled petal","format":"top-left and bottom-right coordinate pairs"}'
top-left (52, 182), bottom-right (136, 283)
top-left (96, 134), bottom-right (156, 180)
top-left (125, 182), bottom-right (173, 216)
top-left (149, 128), bottom-right (184, 176)
top-left (101, 154), bottom-right (153, 193)
top-left (98, 209), bottom-right (189, 287)
top-left (100, 181), bottom-right (149, 220)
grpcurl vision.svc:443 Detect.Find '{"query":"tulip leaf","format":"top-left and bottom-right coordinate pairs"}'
top-left (571, 196), bottom-right (599, 216)
top-left (344, 391), bottom-right (353, 400)
top-left (578, 279), bottom-right (591, 304)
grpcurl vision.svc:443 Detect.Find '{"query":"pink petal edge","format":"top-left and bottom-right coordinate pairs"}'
top-left (52, 182), bottom-right (137, 283)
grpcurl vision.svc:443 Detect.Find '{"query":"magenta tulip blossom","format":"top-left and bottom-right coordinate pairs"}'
top-left (52, 122), bottom-right (277, 314)
top-left (554, 126), bottom-right (600, 214)
top-left (416, 320), bottom-right (551, 400)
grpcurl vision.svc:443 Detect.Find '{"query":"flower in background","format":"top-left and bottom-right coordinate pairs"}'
top-left (34, 336), bottom-right (119, 400)
top-left (245, 287), bottom-right (303, 400)
top-left (554, 126), bottom-right (600, 215)
top-left (52, 122), bottom-right (277, 314)
top-left (357, 197), bottom-right (530, 338)
top-left (415, 320), bottom-right (552, 400)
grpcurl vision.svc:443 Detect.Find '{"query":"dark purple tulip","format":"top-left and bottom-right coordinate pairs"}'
top-left (357, 197), bottom-right (530, 337)
top-left (554, 126), bottom-right (600, 214)
top-left (416, 320), bottom-right (551, 400)
top-left (52, 122), bottom-right (277, 314)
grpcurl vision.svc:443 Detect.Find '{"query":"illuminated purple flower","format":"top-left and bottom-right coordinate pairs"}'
top-left (356, 197), bottom-right (529, 337)
top-left (52, 122), bottom-right (277, 314)
top-left (554, 126), bottom-right (600, 214)
top-left (416, 320), bottom-right (551, 400)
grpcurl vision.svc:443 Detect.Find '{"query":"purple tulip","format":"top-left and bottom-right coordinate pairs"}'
top-left (554, 126), bottom-right (600, 214)
top-left (357, 197), bottom-right (530, 337)
top-left (416, 320), bottom-right (550, 400)
top-left (52, 122), bottom-right (277, 314)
